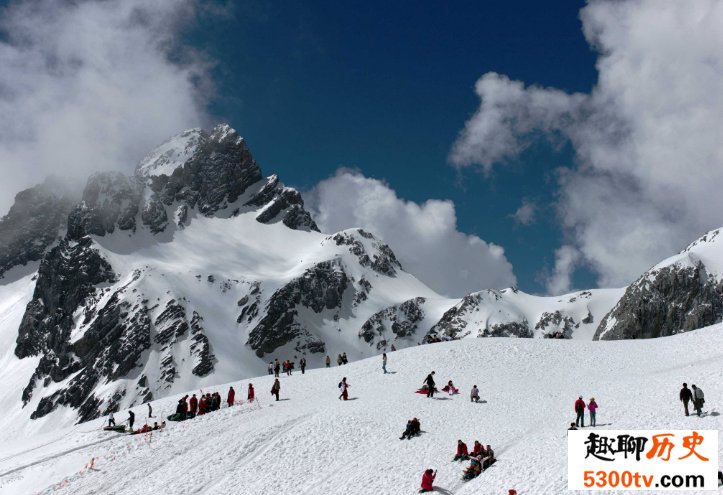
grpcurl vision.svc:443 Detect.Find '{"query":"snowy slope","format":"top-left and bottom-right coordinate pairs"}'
top-left (134, 128), bottom-right (206, 177)
top-left (1, 323), bottom-right (721, 495)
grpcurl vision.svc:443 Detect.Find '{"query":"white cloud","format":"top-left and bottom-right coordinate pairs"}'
top-left (450, 0), bottom-right (723, 288)
top-left (510, 199), bottom-right (537, 226)
top-left (539, 245), bottom-right (581, 296)
top-left (306, 169), bottom-right (517, 298)
top-left (0, 0), bottom-right (221, 214)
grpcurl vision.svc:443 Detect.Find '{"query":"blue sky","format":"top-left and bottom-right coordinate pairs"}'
top-left (185, 1), bottom-right (598, 294)
top-left (3, 0), bottom-right (717, 298)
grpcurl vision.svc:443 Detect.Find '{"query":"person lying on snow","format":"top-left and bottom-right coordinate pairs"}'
top-left (453, 440), bottom-right (469, 461)
top-left (415, 384), bottom-right (439, 395)
top-left (441, 380), bottom-right (459, 395)
top-left (419, 469), bottom-right (436, 493)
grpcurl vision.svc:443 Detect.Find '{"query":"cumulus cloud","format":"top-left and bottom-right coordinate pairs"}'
top-left (509, 199), bottom-right (537, 226)
top-left (450, 0), bottom-right (723, 288)
top-left (0, 0), bottom-right (221, 214)
top-left (538, 245), bottom-right (581, 296)
top-left (306, 169), bottom-right (517, 297)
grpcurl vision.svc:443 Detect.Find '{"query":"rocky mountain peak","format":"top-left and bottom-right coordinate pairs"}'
top-left (135, 128), bottom-right (208, 177)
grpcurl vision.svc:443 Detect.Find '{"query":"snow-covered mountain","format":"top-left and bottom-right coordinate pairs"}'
top-left (595, 228), bottom-right (723, 340)
top-left (0, 124), bottom-right (721, 433)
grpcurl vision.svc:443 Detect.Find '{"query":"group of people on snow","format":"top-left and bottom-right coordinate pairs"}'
top-left (679, 383), bottom-right (705, 416)
top-left (452, 440), bottom-right (496, 480)
top-left (337, 353), bottom-right (349, 365)
top-left (574, 396), bottom-right (599, 427)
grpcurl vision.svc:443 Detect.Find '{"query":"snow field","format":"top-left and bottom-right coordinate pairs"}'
top-left (1, 323), bottom-right (722, 495)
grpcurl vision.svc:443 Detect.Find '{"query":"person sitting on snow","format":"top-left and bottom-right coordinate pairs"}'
top-left (453, 440), bottom-right (469, 461)
top-left (400, 421), bottom-right (415, 440)
top-left (442, 380), bottom-right (459, 394)
top-left (470, 385), bottom-right (480, 403)
top-left (472, 441), bottom-right (486, 457)
top-left (462, 458), bottom-right (482, 481)
top-left (482, 445), bottom-right (496, 470)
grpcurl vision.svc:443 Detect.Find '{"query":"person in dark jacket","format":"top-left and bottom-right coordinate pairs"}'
top-left (424, 372), bottom-right (436, 398)
top-left (271, 379), bottom-right (280, 401)
top-left (274, 359), bottom-right (281, 377)
top-left (680, 383), bottom-right (693, 416)
top-left (692, 385), bottom-right (704, 416)
top-left (453, 440), bottom-right (469, 461)
top-left (148, 403), bottom-right (153, 418)
top-left (575, 396), bottom-right (585, 427)
top-left (300, 357), bottom-right (306, 374)
top-left (400, 420), bottom-right (415, 440)
top-left (228, 387), bottom-right (235, 407)
top-left (128, 410), bottom-right (135, 429)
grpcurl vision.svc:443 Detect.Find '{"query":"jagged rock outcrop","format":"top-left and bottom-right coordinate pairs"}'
top-left (430, 290), bottom-right (533, 339)
top-left (594, 260), bottom-right (723, 340)
top-left (0, 176), bottom-right (79, 277)
top-left (326, 229), bottom-right (402, 276)
top-left (248, 175), bottom-right (319, 231)
top-left (67, 172), bottom-right (144, 239)
top-left (246, 260), bottom-right (348, 357)
top-left (535, 311), bottom-right (576, 338)
top-left (359, 297), bottom-right (426, 346)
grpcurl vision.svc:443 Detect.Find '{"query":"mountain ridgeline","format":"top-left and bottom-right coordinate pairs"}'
top-left (0, 124), bottom-right (721, 425)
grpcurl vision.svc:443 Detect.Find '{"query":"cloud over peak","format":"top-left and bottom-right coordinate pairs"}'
top-left (450, 0), bottom-right (723, 289)
top-left (0, 0), bottom-right (220, 214)
top-left (306, 169), bottom-right (517, 298)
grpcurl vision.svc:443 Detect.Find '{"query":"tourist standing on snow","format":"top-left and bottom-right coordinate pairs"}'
top-left (274, 359), bottom-right (280, 377)
top-left (147, 403), bottom-right (153, 418)
top-left (680, 383), bottom-right (693, 416)
top-left (326, 356), bottom-right (331, 368)
top-left (692, 385), bottom-right (705, 416)
top-left (588, 398), bottom-right (598, 427)
top-left (339, 377), bottom-right (350, 400)
top-left (420, 469), bottom-right (436, 493)
top-left (470, 385), bottom-right (480, 403)
top-left (228, 387), bottom-right (235, 407)
top-left (248, 383), bottom-right (255, 402)
top-left (108, 410), bottom-right (115, 427)
top-left (391, 344), bottom-right (396, 351)
top-left (424, 372), bottom-right (436, 398)
top-left (286, 360), bottom-right (292, 376)
top-left (268, 362), bottom-right (273, 375)
top-left (337, 354), bottom-right (343, 366)
top-left (383, 353), bottom-right (387, 373)
top-left (128, 410), bottom-right (135, 430)
top-left (342, 352), bottom-right (348, 364)
top-left (190, 394), bottom-right (198, 418)
top-left (453, 440), bottom-right (469, 461)
top-left (300, 357), bottom-right (307, 374)
top-left (271, 379), bottom-right (280, 401)
top-left (575, 396), bottom-right (586, 427)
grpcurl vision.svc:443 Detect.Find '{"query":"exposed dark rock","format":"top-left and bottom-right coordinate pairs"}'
top-left (247, 260), bottom-right (348, 357)
top-left (327, 231), bottom-right (402, 276)
top-left (190, 311), bottom-right (215, 376)
top-left (594, 260), bottom-right (723, 340)
top-left (67, 172), bottom-right (143, 239)
top-left (582, 311), bottom-right (594, 324)
top-left (430, 291), bottom-right (533, 339)
top-left (359, 297), bottom-right (426, 345)
top-left (0, 176), bottom-right (79, 277)
top-left (353, 278), bottom-right (372, 307)
top-left (535, 311), bottom-right (576, 338)
top-left (141, 196), bottom-right (169, 234)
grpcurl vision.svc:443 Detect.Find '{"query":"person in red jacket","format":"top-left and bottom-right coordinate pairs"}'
top-left (227, 387), bottom-right (235, 407)
top-left (248, 383), bottom-right (255, 402)
top-left (198, 396), bottom-right (207, 415)
top-left (189, 394), bottom-right (198, 418)
top-left (472, 440), bottom-right (486, 457)
top-left (575, 396), bottom-right (586, 427)
top-left (420, 469), bottom-right (436, 493)
top-left (453, 440), bottom-right (469, 461)
top-left (286, 360), bottom-right (292, 376)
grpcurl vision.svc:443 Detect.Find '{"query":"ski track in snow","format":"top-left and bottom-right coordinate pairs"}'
top-left (1, 325), bottom-right (723, 494)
